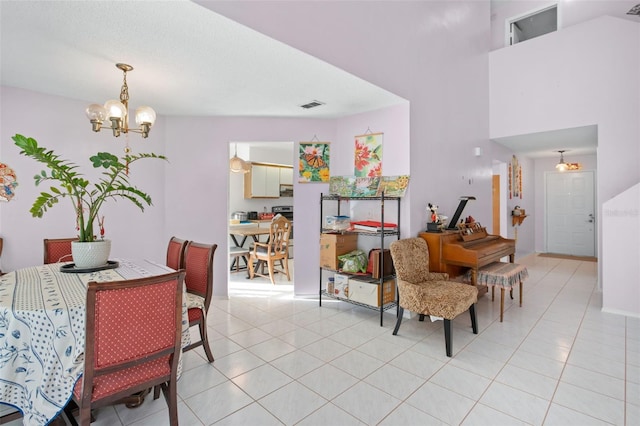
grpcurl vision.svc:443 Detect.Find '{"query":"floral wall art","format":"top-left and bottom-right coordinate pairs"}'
top-left (354, 132), bottom-right (383, 177)
top-left (299, 142), bottom-right (330, 183)
top-left (0, 162), bottom-right (18, 202)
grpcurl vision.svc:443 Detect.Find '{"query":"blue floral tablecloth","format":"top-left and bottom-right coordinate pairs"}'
top-left (0, 260), bottom-right (190, 426)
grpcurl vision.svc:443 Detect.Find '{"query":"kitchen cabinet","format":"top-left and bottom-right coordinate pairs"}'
top-left (280, 167), bottom-right (293, 185)
top-left (244, 163), bottom-right (280, 198)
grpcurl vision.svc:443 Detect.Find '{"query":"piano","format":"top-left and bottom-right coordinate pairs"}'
top-left (419, 227), bottom-right (515, 295)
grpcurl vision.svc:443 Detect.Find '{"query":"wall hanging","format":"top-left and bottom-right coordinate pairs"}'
top-left (354, 131), bottom-right (383, 177)
top-left (299, 142), bottom-right (330, 183)
top-left (509, 155), bottom-right (522, 199)
top-left (0, 162), bottom-right (18, 202)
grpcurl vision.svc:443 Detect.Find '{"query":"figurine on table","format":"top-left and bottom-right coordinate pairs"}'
top-left (427, 203), bottom-right (440, 231)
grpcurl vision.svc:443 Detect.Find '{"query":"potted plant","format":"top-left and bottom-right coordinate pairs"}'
top-left (13, 134), bottom-right (166, 268)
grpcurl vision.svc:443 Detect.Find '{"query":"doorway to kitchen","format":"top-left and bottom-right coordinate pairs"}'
top-left (227, 141), bottom-right (295, 297)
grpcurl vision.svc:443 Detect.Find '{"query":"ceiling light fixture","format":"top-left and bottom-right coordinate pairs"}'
top-left (85, 63), bottom-right (156, 139)
top-left (229, 144), bottom-right (249, 173)
top-left (555, 150), bottom-right (568, 171)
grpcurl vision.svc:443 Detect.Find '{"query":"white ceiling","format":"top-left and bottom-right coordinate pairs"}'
top-left (491, 125), bottom-right (598, 159)
top-left (1, 1), bottom-right (631, 159)
top-left (0, 0), bottom-right (405, 119)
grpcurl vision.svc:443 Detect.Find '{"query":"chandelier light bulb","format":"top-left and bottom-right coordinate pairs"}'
top-left (135, 106), bottom-right (156, 126)
top-left (103, 99), bottom-right (126, 120)
top-left (85, 104), bottom-right (108, 122)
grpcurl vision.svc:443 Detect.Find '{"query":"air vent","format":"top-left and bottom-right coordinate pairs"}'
top-left (300, 100), bottom-right (325, 109)
top-left (628, 3), bottom-right (640, 15)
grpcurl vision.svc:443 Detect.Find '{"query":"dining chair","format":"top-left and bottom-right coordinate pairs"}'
top-left (63, 270), bottom-right (185, 426)
top-left (389, 238), bottom-right (478, 357)
top-left (183, 241), bottom-right (217, 363)
top-left (166, 236), bottom-right (188, 270)
top-left (248, 215), bottom-right (291, 285)
top-left (43, 237), bottom-right (77, 264)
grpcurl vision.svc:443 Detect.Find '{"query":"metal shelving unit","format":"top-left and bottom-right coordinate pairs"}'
top-left (319, 193), bottom-right (400, 326)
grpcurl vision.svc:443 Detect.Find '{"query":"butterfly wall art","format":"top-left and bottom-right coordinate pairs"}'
top-left (299, 142), bottom-right (330, 183)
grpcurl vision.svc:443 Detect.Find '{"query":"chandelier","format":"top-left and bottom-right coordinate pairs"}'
top-left (85, 63), bottom-right (156, 139)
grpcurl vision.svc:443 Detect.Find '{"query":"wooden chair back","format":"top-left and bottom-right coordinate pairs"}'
top-left (183, 241), bottom-right (216, 306)
top-left (71, 271), bottom-right (185, 425)
top-left (43, 237), bottom-right (77, 264)
top-left (267, 215), bottom-right (291, 259)
top-left (182, 241), bottom-right (217, 362)
top-left (166, 236), bottom-right (188, 270)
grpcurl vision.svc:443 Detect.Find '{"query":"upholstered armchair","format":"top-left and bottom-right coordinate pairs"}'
top-left (389, 238), bottom-right (478, 357)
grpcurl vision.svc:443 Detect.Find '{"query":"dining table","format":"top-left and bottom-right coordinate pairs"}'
top-left (229, 226), bottom-right (271, 273)
top-left (0, 259), bottom-right (190, 426)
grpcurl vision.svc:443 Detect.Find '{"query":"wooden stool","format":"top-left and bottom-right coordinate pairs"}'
top-left (474, 262), bottom-right (528, 322)
top-left (229, 247), bottom-right (250, 273)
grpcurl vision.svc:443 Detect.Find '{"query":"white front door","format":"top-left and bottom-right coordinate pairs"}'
top-left (545, 171), bottom-right (596, 257)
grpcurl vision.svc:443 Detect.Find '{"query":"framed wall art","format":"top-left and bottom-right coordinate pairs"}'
top-left (299, 142), bottom-right (330, 183)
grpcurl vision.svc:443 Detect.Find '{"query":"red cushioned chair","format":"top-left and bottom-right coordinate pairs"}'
top-left (166, 236), bottom-right (188, 270)
top-left (64, 271), bottom-right (185, 426)
top-left (43, 237), bottom-right (77, 264)
top-left (182, 241), bottom-right (217, 363)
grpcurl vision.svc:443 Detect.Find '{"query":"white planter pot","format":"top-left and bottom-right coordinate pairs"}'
top-left (72, 240), bottom-right (111, 268)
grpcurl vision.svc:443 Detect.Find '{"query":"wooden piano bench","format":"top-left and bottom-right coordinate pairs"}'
top-left (474, 262), bottom-right (528, 322)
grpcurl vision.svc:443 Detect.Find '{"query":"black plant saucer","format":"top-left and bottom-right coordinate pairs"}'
top-left (59, 260), bottom-right (119, 274)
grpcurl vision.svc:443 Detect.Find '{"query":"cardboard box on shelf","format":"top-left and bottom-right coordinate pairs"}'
top-left (319, 233), bottom-right (358, 270)
top-left (330, 273), bottom-right (350, 298)
top-left (348, 277), bottom-right (396, 307)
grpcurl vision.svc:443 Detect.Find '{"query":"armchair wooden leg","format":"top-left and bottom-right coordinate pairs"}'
top-left (418, 314), bottom-right (425, 322)
top-left (392, 307), bottom-right (404, 335)
top-left (444, 319), bottom-right (452, 357)
top-left (267, 260), bottom-right (276, 285)
top-left (469, 304), bottom-right (478, 334)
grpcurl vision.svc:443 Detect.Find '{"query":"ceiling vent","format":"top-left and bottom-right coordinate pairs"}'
top-left (628, 3), bottom-right (640, 15)
top-left (300, 100), bottom-right (325, 109)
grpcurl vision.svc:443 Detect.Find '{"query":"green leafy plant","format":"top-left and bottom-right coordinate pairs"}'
top-left (13, 134), bottom-right (167, 242)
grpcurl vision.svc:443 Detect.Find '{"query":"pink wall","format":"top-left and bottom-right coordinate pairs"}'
top-left (202, 0), bottom-right (495, 251)
top-left (162, 104), bottom-right (410, 298)
top-left (2, 2), bottom-right (501, 299)
top-left (0, 86), bottom-right (168, 270)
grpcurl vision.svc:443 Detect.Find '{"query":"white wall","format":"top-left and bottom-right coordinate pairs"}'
top-left (602, 184), bottom-right (640, 317)
top-left (490, 16), bottom-right (640, 300)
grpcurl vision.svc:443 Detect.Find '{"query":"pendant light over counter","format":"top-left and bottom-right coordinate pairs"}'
top-left (230, 144), bottom-right (250, 173)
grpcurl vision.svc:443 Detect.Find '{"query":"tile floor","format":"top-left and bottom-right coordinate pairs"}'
top-left (9, 254), bottom-right (639, 425)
